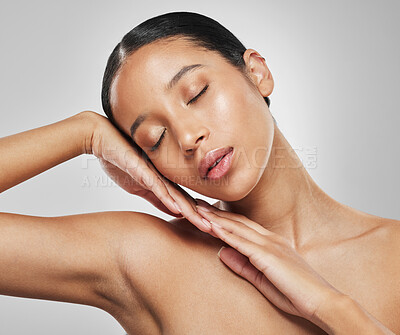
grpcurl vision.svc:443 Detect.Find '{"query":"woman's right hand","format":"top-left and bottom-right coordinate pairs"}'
top-left (84, 111), bottom-right (212, 232)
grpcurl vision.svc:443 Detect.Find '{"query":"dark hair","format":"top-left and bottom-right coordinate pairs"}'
top-left (101, 11), bottom-right (273, 127)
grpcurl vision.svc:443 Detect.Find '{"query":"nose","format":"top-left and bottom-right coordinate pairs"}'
top-left (174, 117), bottom-right (209, 156)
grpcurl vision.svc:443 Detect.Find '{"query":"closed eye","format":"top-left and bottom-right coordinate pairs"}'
top-left (187, 84), bottom-right (209, 105)
top-left (150, 84), bottom-right (209, 152)
top-left (150, 128), bottom-right (166, 152)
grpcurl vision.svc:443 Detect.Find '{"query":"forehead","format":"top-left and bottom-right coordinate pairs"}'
top-left (110, 38), bottom-right (231, 124)
top-left (118, 37), bottom-right (214, 84)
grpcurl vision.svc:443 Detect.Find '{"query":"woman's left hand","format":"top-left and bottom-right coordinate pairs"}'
top-left (195, 199), bottom-right (345, 327)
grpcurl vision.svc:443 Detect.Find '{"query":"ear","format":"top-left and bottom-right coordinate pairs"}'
top-left (242, 49), bottom-right (274, 98)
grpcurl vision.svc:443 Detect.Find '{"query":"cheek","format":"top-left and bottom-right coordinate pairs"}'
top-left (213, 78), bottom-right (272, 146)
top-left (208, 81), bottom-right (251, 132)
top-left (153, 149), bottom-right (196, 183)
top-left (208, 90), bottom-right (233, 127)
top-left (217, 81), bottom-right (274, 182)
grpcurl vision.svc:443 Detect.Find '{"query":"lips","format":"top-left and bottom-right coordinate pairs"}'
top-left (198, 146), bottom-right (234, 179)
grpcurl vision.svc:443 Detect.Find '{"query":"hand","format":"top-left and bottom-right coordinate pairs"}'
top-left (195, 199), bottom-right (345, 327)
top-left (83, 111), bottom-right (210, 232)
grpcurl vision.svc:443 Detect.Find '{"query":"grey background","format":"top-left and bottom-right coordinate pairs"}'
top-left (0, 0), bottom-right (399, 334)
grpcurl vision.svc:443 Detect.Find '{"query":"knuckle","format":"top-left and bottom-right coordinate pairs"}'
top-left (138, 174), bottom-right (152, 189)
top-left (125, 164), bottom-right (139, 176)
top-left (257, 252), bottom-right (275, 270)
top-left (186, 211), bottom-right (197, 220)
top-left (238, 258), bottom-right (252, 277)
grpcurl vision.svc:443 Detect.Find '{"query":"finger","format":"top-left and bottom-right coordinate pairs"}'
top-left (160, 184), bottom-right (218, 237)
top-left (176, 199), bottom-right (211, 232)
top-left (213, 226), bottom-right (294, 313)
top-left (157, 180), bottom-right (212, 233)
top-left (145, 173), bottom-right (181, 214)
top-left (209, 222), bottom-right (266, 263)
top-left (105, 144), bottom-right (181, 216)
top-left (143, 155), bottom-right (198, 213)
top-left (169, 181), bottom-right (196, 204)
top-left (126, 163), bottom-right (180, 215)
top-left (158, 179), bottom-right (210, 232)
top-left (106, 159), bottom-right (181, 216)
top-left (196, 207), bottom-right (265, 244)
top-left (123, 150), bottom-right (209, 232)
top-left (143, 164), bottom-right (210, 232)
top-left (139, 191), bottom-right (183, 218)
top-left (99, 158), bottom-right (136, 190)
top-left (219, 247), bottom-right (295, 315)
top-left (219, 246), bottom-right (262, 281)
top-left (163, 180), bottom-right (197, 212)
top-left (111, 147), bottom-right (178, 213)
top-left (195, 198), bottom-right (272, 236)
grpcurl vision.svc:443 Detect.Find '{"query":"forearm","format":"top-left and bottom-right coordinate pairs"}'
top-left (314, 293), bottom-right (395, 334)
top-left (0, 111), bottom-right (95, 193)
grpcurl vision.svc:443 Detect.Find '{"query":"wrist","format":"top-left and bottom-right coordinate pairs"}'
top-left (312, 292), bottom-right (354, 334)
top-left (73, 111), bottom-right (102, 155)
top-left (313, 292), bottom-right (390, 335)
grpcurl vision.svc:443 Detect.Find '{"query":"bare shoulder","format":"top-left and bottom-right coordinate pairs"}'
top-left (67, 210), bottom-right (185, 334)
top-left (373, 217), bottom-right (400, 320)
top-left (385, 217), bottom-right (400, 229)
top-left (359, 215), bottom-right (400, 251)
top-left (381, 217), bottom-right (400, 253)
top-left (381, 216), bottom-right (400, 230)
top-left (98, 210), bottom-right (182, 275)
top-left (363, 216), bottom-right (400, 280)
top-left (109, 209), bottom-right (219, 291)
top-left (373, 216), bottom-right (400, 243)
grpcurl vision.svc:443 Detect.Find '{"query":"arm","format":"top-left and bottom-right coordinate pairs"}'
top-left (0, 109), bottom-right (209, 231)
top-left (0, 210), bottom-right (168, 317)
top-left (0, 111), bottom-right (170, 313)
top-left (0, 211), bottom-right (125, 312)
top-left (314, 293), bottom-right (396, 335)
top-left (0, 112), bottom-right (92, 193)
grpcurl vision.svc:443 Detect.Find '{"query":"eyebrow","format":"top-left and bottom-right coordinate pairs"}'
top-left (166, 63), bottom-right (204, 91)
top-left (130, 63), bottom-right (204, 139)
top-left (130, 113), bottom-right (148, 139)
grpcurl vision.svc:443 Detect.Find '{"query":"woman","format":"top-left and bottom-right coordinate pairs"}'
top-left (0, 11), bottom-right (398, 334)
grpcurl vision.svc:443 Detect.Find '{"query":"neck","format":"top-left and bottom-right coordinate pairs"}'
top-left (221, 124), bottom-right (346, 251)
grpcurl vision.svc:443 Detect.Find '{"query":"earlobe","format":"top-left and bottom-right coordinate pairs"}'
top-left (243, 49), bottom-right (274, 98)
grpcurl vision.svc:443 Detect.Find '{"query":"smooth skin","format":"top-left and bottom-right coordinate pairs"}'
top-left (0, 37), bottom-right (399, 334)
top-left (108, 37), bottom-right (400, 333)
top-left (196, 200), bottom-right (397, 334)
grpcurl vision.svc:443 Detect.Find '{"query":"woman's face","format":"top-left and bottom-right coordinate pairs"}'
top-left (110, 37), bottom-right (275, 201)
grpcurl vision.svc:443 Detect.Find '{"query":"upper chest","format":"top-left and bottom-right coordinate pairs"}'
top-left (118, 221), bottom-right (400, 335)
top-left (121, 240), bottom-right (326, 335)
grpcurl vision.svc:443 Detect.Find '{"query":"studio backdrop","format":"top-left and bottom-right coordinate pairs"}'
top-left (0, 0), bottom-right (398, 334)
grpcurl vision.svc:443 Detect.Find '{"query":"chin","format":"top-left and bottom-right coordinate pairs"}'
top-left (193, 168), bottom-right (262, 202)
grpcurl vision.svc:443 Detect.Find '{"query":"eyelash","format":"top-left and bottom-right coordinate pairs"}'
top-left (149, 84), bottom-right (209, 152)
top-left (187, 84), bottom-right (209, 105)
top-left (150, 128), bottom-right (166, 152)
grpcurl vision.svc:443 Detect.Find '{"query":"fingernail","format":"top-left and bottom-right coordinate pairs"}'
top-left (218, 246), bottom-right (226, 258)
top-left (201, 218), bottom-right (211, 229)
top-left (174, 202), bottom-right (182, 213)
top-left (196, 205), bottom-right (210, 212)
